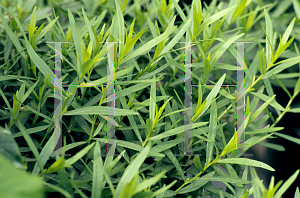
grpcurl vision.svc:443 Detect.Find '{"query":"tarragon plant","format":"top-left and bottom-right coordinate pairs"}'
top-left (0, 0), bottom-right (300, 197)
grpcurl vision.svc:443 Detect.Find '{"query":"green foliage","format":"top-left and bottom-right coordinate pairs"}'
top-left (0, 0), bottom-right (300, 197)
top-left (249, 167), bottom-right (300, 198)
top-left (0, 154), bottom-right (44, 198)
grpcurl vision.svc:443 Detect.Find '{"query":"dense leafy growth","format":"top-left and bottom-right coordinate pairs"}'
top-left (0, 0), bottom-right (300, 197)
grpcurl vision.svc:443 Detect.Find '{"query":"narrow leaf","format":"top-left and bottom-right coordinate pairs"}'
top-left (217, 158), bottom-right (275, 171)
top-left (206, 100), bottom-right (217, 164)
top-left (92, 141), bottom-right (104, 198)
top-left (115, 143), bottom-right (151, 198)
top-left (274, 170), bottom-right (300, 198)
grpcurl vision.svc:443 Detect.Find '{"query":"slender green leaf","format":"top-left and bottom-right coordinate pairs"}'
top-left (210, 33), bottom-right (245, 69)
top-left (264, 57), bottom-right (300, 79)
top-left (16, 120), bottom-right (43, 172)
top-left (25, 40), bottom-right (54, 85)
top-left (0, 75), bottom-right (34, 82)
top-left (250, 92), bottom-right (285, 111)
top-left (64, 106), bottom-right (139, 116)
top-left (68, 9), bottom-right (85, 65)
top-left (258, 142), bottom-right (285, 151)
top-left (170, 0), bottom-right (187, 22)
top-left (281, 17), bottom-right (296, 46)
top-left (206, 100), bottom-right (217, 164)
top-left (150, 122), bottom-right (208, 140)
top-left (35, 17), bottom-right (59, 42)
top-left (264, 9), bottom-right (273, 65)
top-left (198, 5), bottom-right (237, 36)
top-left (245, 126), bottom-right (284, 134)
top-left (152, 18), bottom-right (192, 65)
top-left (132, 170), bottom-right (166, 195)
top-left (289, 107), bottom-right (300, 113)
top-left (193, 155), bottom-right (204, 171)
top-left (149, 180), bottom-right (177, 197)
top-left (295, 187), bottom-right (300, 198)
top-left (115, 0), bottom-right (125, 52)
top-left (1, 14), bottom-right (26, 58)
top-left (150, 75), bottom-right (156, 122)
top-left (177, 171), bottom-right (215, 194)
top-left (293, 0), bottom-right (300, 18)
top-left (193, 74), bottom-right (226, 122)
top-left (121, 17), bottom-right (176, 64)
top-left (44, 181), bottom-right (72, 198)
top-left (92, 141), bottom-right (104, 198)
top-left (95, 138), bottom-right (164, 158)
top-left (0, 155), bottom-right (44, 198)
top-left (115, 143), bottom-right (151, 198)
top-left (217, 158), bottom-right (275, 171)
top-left (272, 74), bottom-right (292, 98)
top-left (57, 167), bottom-right (74, 197)
top-left (273, 132), bottom-right (300, 145)
top-left (0, 127), bottom-right (24, 168)
top-left (65, 142), bottom-right (95, 166)
top-left (116, 84), bottom-right (143, 143)
top-left (250, 95), bottom-right (276, 123)
top-left (274, 170), bottom-right (300, 198)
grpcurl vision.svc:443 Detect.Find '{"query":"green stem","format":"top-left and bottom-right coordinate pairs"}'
top-left (175, 157), bottom-right (219, 193)
top-left (80, 70), bottom-right (93, 101)
top-left (183, 156), bottom-right (191, 172)
top-left (85, 81), bottom-right (106, 165)
top-left (176, 74), bottom-right (266, 193)
top-left (61, 76), bottom-right (83, 111)
top-left (164, 67), bottom-right (179, 92)
top-left (38, 122), bottom-right (54, 149)
top-left (87, 116), bottom-right (97, 144)
top-left (217, 75), bottom-right (264, 121)
top-left (133, 69), bottom-right (144, 81)
top-left (271, 94), bottom-right (296, 128)
top-left (26, 54), bottom-right (30, 77)
top-left (85, 115), bottom-right (97, 166)
top-left (142, 134), bottom-right (151, 147)
top-left (39, 76), bottom-right (83, 149)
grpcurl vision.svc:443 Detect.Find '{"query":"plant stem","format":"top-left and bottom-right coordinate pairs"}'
top-left (142, 132), bottom-right (152, 147)
top-left (87, 116), bottom-right (97, 144)
top-left (177, 74), bottom-right (266, 193)
top-left (217, 75), bottom-right (264, 121)
top-left (175, 158), bottom-right (218, 193)
top-left (271, 94), bottom-right (296, 128)
top-left (80, 69), bottom-right (93, 101)
top-left (61, 75), bottom-right (83, 112)
top-left (164, 67), bottom-right (179, 92)
top-left (217, 104), bottom-right (232, 121)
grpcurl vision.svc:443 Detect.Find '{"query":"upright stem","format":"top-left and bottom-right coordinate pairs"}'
top-left (218, 75), bottom-right (264, 121)
top-left (175, 158), bottom-right (218, 193)
top-left (271, 95), bottom-right (295, 128)
top-left (176, 74), bottom-right (267, 193)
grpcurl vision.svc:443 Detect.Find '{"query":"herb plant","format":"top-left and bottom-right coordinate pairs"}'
top-left (1, 0), bottom-right (300, 197)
